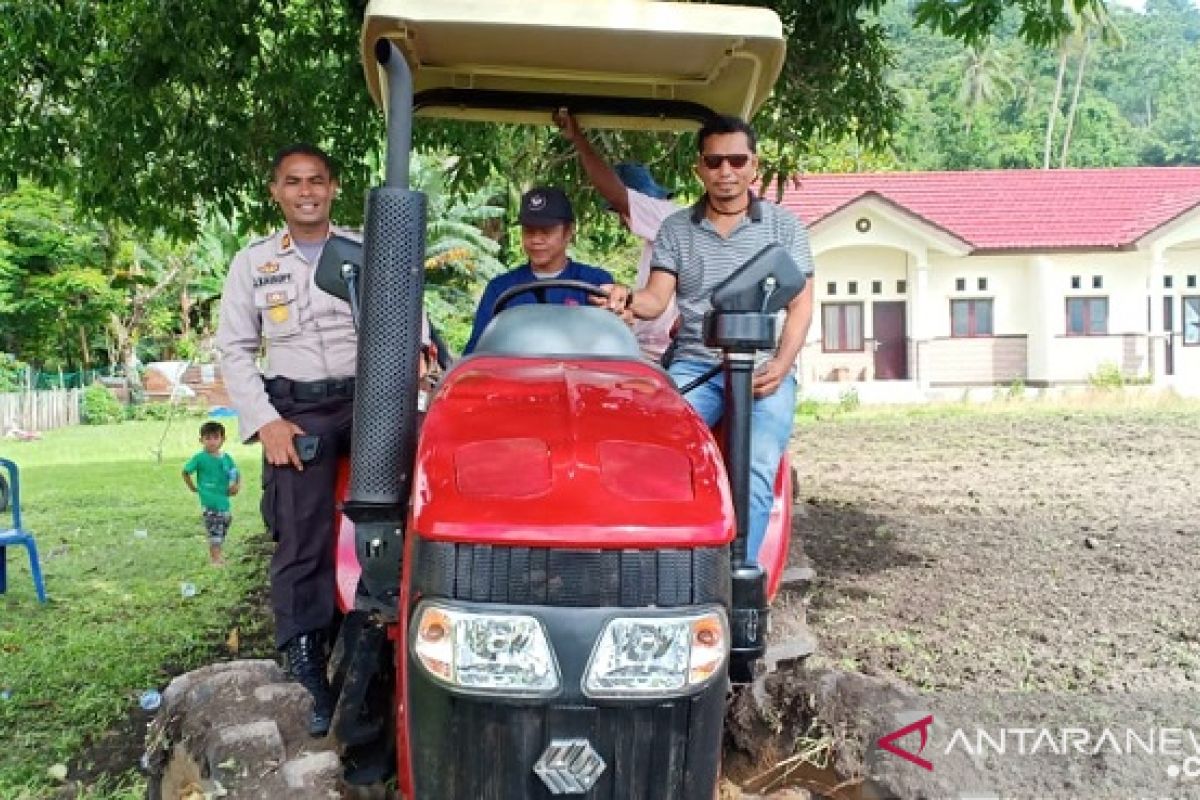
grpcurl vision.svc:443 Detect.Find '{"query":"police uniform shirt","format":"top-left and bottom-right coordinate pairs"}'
top-left (216, 226), bottom-right (359, 442)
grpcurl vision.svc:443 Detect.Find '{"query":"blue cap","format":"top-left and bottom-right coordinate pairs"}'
top-left (614, 162), bottom-right (675, 200)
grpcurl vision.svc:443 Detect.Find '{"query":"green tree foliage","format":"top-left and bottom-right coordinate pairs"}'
top-left (0, 184), bottom-right (117, 368)
top-left (177, 212), bottom-right (243, 359)
top-left (0, 352), bottom-right (29, 392)
top-left (882, 0), bottom-right (1200, 170)
top-left (0, 0), bottom-right (1112, 235)
top-left (0, 183), bottom-right (224, 372)
top-left (912, 0), bottom-right (1109, 47)
top-left (1139, 45), bottom-right (1200, 165)
top-left (412, 153), bottom-right (507, 353)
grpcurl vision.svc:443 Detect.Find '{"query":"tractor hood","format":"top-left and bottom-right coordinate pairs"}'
top-left (410, 356), bottom-right (734, 547)
top-left (361, 0), bottom-right (785, 130)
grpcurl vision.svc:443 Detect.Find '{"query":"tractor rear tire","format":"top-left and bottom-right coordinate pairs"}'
top-left (142, 660), bottom-right (348, 799)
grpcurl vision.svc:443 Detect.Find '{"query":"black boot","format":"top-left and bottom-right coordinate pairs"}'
top-left (284, 632), bottom-right (335, 737)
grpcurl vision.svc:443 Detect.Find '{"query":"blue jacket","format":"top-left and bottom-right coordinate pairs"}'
top-left (464, 261), bottom-right (614, 354)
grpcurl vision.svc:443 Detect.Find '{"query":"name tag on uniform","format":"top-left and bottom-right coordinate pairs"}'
top-left (253, 273), bottom-right (294, 288)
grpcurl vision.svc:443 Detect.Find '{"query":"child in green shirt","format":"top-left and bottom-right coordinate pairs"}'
top-left (182, 421), bottom-right (241, 565)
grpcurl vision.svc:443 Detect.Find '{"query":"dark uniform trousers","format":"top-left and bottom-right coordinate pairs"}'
top-left (261, 385), bottom-right (354, 649)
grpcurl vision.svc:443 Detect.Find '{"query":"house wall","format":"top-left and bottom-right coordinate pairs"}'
top-left (922, 337), bottom-right (1028, 386)
top-left (1050, 334), bottom-right (1149, 382)
top-left (804, 244), bottom-right (1162, 386)
top-left (802, 193), bottom-right (1200, 389)
top-left (812, 207), bottom-right (949, 263)
top-left (1161, 246), bottom-right (1200, 379)
top-left (921, 251), bottom-right (1157, 384)
top-left (803, 246), bottom-right (909, 383)
top-left (1031, 252), bottom-right (1151, 381)
top-left (924, 254), bottom-right (1028, 337)
top-left (800, 343), bottom-right (873, 383)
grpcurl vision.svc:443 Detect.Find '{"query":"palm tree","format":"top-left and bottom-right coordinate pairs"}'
top-left (958, 40), bottom-right (1014, 133)
top-left (1058, 9), bottom-right (1123, 167)
top-left (1057, 31), bottom-right (1094, 167)
top-left (1043, 42), bottom-right (1070, 169)
top-left (1043, 2), bottom-right (1123, 168)
top-left (183, 211), bottom-right (241, 348)
top-left (409, 152), bottom-right (506, 353)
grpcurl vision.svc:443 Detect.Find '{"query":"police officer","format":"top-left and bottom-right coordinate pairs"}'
top-left (215, 143), bottom-right (356, 737)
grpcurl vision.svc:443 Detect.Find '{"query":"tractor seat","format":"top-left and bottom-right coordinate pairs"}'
top-left (473, 305), bottom-right (641, 359)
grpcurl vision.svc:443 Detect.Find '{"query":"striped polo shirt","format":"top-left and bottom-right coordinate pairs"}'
top-left (650, 193), bottom-right (815, 365)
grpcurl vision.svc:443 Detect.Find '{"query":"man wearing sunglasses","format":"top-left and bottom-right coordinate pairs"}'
top-left (596, 114), bottom-right (815, 566)
top-left (555, 109), bottom-right (682, 362)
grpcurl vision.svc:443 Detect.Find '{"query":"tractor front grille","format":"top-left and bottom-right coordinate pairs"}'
top-left (411, 540), bottom-right (730, 608)
top-left (407, 668), bottom-right (726, 799)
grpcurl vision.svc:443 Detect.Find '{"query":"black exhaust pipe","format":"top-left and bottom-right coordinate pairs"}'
top-left (344, 40), bottom-right (425, 614)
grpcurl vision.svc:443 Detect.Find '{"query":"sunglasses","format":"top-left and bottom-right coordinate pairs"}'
top-left (701, 153), bottom-right (752, 170)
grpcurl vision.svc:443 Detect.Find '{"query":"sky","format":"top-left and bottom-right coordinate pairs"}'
top-left (1110, 0), bottom-right (1200, 9)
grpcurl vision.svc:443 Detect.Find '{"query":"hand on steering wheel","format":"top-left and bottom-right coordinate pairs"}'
top-left (490, 278), bottom-right (612, 316)
top-left (591, 282), bottom-right (635, 324)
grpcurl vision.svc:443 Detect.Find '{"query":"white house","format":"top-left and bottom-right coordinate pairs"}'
top-left (780, 168), bottom-right (1200, 389)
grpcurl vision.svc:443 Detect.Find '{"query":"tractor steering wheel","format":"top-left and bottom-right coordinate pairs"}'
top-left (491, 279), bottom-right (611, 316)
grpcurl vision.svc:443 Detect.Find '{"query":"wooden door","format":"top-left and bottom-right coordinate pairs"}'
top-left (872, 301), bottom-right (908, 380)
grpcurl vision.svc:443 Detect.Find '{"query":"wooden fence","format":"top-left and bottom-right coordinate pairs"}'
top-left (0, 388), bottom-right (82, 432)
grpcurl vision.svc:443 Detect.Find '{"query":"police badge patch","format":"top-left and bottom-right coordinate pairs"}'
top-left (258, 261), bottom-right (280, 274)
top-left (266, 290), bottom-right (290, 323)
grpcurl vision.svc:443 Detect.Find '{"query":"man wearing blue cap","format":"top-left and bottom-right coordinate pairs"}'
top-left (463, 186), bottom-right (613, 354)
top-left (556, 110), bottom-right (681, 362)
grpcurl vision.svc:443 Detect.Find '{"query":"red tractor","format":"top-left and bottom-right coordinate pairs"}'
top-left (149, 2), bottom-right (806, 798)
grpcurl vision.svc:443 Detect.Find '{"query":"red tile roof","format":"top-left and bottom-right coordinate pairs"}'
top-left (777, 167), bottom-right (1200, 251)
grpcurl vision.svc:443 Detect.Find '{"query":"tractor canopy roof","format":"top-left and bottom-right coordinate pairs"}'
top-left (361, 0), bottom-right (785, 130)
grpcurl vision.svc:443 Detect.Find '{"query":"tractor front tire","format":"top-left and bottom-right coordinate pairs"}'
top-left (142, 660), bottom-right (347, 799)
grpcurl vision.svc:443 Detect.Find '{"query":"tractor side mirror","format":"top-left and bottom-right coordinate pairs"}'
top-left (315, 235), bottom-right (363, 326)
top-left (709, 243), bottom-right (806, 314)
top-left (315, 235), bottom-right (362, 302)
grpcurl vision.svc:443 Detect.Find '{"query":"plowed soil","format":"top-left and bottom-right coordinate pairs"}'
top-left (792, 400), bottom-right (1200, 693)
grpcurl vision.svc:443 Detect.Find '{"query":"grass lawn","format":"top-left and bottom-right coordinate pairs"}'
top-left (0, 418), bottom-right (269, 799)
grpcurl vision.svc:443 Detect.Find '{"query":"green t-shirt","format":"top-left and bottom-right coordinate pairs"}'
top-left (183, 451), bottom-right (237, 512)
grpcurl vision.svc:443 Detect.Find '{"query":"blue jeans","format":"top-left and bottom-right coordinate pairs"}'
top-left (668, 359), bottom-right (796, 563)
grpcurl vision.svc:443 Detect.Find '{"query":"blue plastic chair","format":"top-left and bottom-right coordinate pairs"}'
top-left (0, 458), bottom-right (47, 603)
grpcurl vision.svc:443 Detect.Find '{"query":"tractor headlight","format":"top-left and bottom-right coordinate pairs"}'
top-left (583, 611), bottom-right (727, 698)
top-left (412, 603), bottom-right (560, 696)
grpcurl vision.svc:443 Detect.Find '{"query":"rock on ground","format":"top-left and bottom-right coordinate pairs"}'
top-left (142, 659), bottom-right (345, 799)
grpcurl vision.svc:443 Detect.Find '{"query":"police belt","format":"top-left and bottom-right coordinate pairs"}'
top-left (264, 376), bottom-right (355, 402)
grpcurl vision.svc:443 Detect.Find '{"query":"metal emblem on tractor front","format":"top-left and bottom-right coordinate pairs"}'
top-left (533, 739), bottom-right (606, 795)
